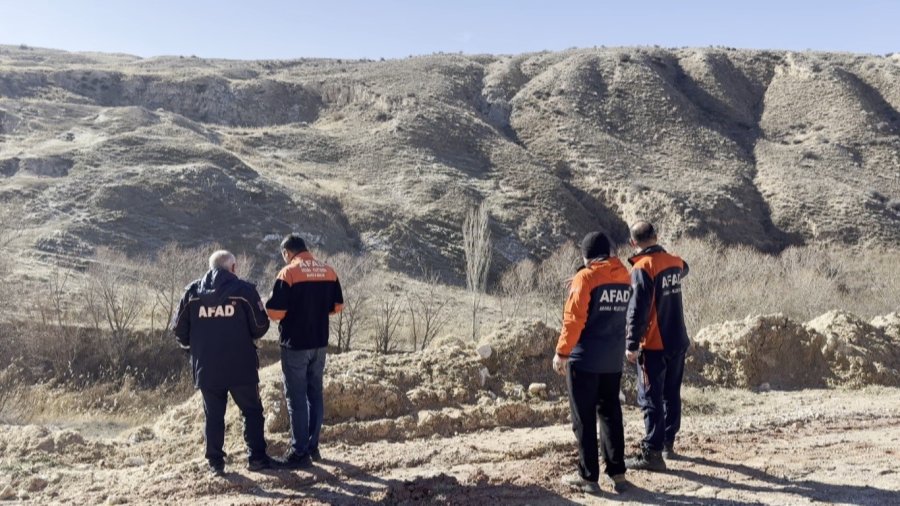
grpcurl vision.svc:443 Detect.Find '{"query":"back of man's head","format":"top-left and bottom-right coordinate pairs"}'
top-left (209, 250), bottom-right (236, 272)
top-left (581, 230), bottom-right (613, 260)
top-left (630, 221), bottom-right (658, 246)
top-left (280, 234), bottom-right (307, 254)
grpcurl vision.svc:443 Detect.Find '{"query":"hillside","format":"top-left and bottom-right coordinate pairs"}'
top-left (1, 45), bottom-right (899, 278)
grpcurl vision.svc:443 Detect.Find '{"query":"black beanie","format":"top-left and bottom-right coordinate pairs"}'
top-left (581, 231), bottom-right (612, 260)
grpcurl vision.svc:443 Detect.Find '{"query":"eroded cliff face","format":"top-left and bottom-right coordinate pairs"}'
top-left (1, 46), bottom-right (898, 278)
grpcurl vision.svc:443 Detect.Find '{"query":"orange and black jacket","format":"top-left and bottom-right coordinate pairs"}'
top-left (556, 257), bottom-right (632, 374)
top-left (265, 251), bottom-right (343, 350)
top-left (625, 245), bottom-right (690, 354)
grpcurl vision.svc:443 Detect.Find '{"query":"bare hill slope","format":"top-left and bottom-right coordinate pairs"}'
top-left (1, 46), bottom-right (898, 276)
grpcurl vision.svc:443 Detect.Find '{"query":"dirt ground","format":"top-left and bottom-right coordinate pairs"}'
top-left (2, 387), bottom-right (898, 505)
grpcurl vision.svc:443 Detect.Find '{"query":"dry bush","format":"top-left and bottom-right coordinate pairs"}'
top-left (536, 241), bottom-right (581, 325)
top-left (406, 269), bottom-right (452, 351)
top-left (373, 296), bottom-right (404, 354)
top-left (498, 259), bottom-right (537, 320)
top-left (0, 362), bottom-right (24, 420)
top-left (669, 238), bottom-right (900, 334)
top-left (463, 205), bottom-right (492, 341)
top-left (326, 252), bottom-right (375, 352)
top-left (147, 243), bottom-right (207, 333)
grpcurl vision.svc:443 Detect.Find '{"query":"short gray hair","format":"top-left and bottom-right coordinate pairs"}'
top-left (208, 250), bottom-right (236, 271)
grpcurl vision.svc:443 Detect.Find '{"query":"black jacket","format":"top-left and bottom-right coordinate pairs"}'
top-left (172, 268), bottom-right (270, 390)
top-left (265, 252), bottom-right (343, 350)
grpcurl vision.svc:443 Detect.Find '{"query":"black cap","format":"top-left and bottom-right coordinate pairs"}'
top-left (581, 231), bottom-right (612, 260)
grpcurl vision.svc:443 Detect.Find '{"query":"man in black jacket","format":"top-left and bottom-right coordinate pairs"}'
top-left (173, 250), bottom-right (273, 475)
top-left (266, 234), bottom-right (343, 469)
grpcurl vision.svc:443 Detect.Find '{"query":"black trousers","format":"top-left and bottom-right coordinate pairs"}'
top-left (201, 383), bottom-right (267, 463)
top-left (637, 350), bottom-right (686, 451)
top-left (566, 364), bottom-right (626, 481)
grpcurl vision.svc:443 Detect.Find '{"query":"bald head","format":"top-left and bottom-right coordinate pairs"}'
top-left (630, 221), bottom-right (658, 248)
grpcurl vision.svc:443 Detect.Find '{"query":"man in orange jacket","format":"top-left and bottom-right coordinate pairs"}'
top-left (624, 221), bottom-right (690, 471)
top-left (553, 231), bottom-right (631, 495)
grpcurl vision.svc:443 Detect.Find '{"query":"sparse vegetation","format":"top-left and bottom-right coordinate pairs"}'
top-left (462, 205), bottom-right (492, 341)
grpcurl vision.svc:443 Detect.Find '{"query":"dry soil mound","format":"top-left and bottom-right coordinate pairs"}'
top-left (150, 321), bottom-right (569, 456)
top-left (690, 314), bottom-right (831, 389)
top-left (806, 310), bottom-right (900, 387)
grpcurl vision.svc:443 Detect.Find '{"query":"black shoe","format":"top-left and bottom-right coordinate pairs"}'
top-left (278, 451), bottom-right (313, 470)
top-left (625, 448), bottom-right (667, 472)
top-left (604, 473), bottom-right (629, 494)
top-left (310, 448), bottom-right (322, 462)
top-left (208, 460), bottom-right (225, 476)
top-left (248, 456), bottom-right (274, 472)
top-left (662, 442), bottom-right (677, 460)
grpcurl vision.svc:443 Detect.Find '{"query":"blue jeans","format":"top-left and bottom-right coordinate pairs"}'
top-left (281, 347), bottom-right (327, 456)
top-left (636, 350), bottom-right (686, 451)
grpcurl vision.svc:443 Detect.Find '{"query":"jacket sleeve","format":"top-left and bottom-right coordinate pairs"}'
top-left (244, 284), bottom-right (271, 340)
top-left (265, 269), bottom-right (290, 321)
top-left (331, 277), bottom-right (344, 315)
top-left (172, 287), bottom-right (193, 350)
top-left (626, 267), bottom-right (653, 352)
top-left (555, 274), bottom-right (590, 357)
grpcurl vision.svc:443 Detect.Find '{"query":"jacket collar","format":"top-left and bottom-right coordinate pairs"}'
top-left (200, 267), bottom-right (237, 291)
top-left (628, 244), bottom-right (666, 266)
top-left (289, 251), bottom-right (315, 264)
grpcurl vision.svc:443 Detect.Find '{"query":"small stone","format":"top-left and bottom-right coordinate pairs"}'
top-left (528, 383), bottom-right (548, 399)
top-left (123, 456), bottom-right (146, 467)
top-left (0, 485), bottom-right (16, 500)
top-left (758, 382), bottom-right (771, 392)
top-left (476, 344), bottom-right (492, 360)
top-left (26, 477), bottom-right (48, 492)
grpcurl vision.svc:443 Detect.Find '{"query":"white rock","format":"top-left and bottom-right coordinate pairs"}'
top-left (528, 383), bottom-right (548, 398)
top-left (478, 367), bottom-right (491, 386)
top-left (123, 456), bottom-right (146, 467)
top-left (476, 344), bottom-right (493, 360)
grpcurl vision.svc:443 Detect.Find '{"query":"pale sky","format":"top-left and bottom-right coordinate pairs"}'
top-left (0, 0), bottom-right (897, 59)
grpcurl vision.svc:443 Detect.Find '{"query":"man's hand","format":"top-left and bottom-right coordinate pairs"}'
top-left (552, 354), bottom-right (568, 376)
top-left (625, 350), bottom-right (640, 364)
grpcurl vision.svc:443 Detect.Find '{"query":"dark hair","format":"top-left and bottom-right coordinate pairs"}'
top-left (630, 221), bottom-right (657, 243)
top-left (280, 234), bottom-right (307, 253)
top-left (580, 231), bottom-right (613, 260)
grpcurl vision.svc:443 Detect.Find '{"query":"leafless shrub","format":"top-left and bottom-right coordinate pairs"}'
top-left (406, 269), bottom-right (452, 351)
top-left (498, 259), bottom-right (537, 321)
top-left (85, 248), bottom-right (146, 347)
top-left (536, 241), bottom-right (581, 325)
top-left (0, 361), bottom-right (25, 419)
top-left (326, 252), bottom-right (375, 352)
top-left (147, 243), bottom-right (206, 333)
top-left (463, 205), bottom-right (492, 341)
top-left (669, 238), bottom-right (900, 334)
top-left (373, 296), bottom-right (404, 354)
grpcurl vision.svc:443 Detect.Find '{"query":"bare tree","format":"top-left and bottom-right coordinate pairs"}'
top-left (407, 268), bottom-right (451, 351)
top-left (538, 241), bottom-right (581, 326)
top-left (373, 296), bottom-right (404, 354)
top-left (86, 248), bottom-right (146, 341)
top-left (462, 205), bottom-right (492, 341)
top-left (146, 243), bottom-right (205, 333)
top-left (326, 252), bottom-right (374, 353)
top-left (498, 258), bottom-right (537, 321)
